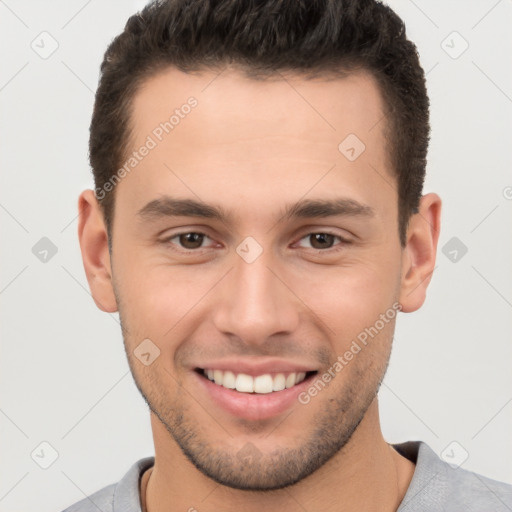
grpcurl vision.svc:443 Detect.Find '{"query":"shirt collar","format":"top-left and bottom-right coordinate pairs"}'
top-left (394, 441), bottom-right (447, 510)
top-left (112, 441), bottom-right (442, 511)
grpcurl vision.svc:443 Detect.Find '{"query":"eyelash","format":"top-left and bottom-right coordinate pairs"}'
top-left (160, 231), bottom-right (351, 254)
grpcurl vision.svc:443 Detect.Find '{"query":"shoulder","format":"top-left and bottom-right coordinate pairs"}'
top-left (440, 464), bottom-right (512, 510)
top-left (60, 456), bottom-right (154, 512)
top-left (395, 441), bottom-right (512, 511)
top-left (61, 483), bottom-right (116, 512)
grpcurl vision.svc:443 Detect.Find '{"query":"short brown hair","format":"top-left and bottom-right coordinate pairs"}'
top-left (90, 0), bottom-right (429, 247)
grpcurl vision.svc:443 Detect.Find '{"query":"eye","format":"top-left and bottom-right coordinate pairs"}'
top-left (296, 232), bottom-right (348, 251)
top-left (161, 231), bottom-right (349, 253)
top-left (163, 232), bottom-right (215, 251)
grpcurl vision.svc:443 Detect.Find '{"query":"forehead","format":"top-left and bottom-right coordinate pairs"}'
top-left (130, 65), bottom-right (388, 152)
top-left (119, 66), bottom-right (394, 221)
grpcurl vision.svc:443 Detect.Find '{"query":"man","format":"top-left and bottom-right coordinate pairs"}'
top-left (64, 0), bottom-right (512, 510)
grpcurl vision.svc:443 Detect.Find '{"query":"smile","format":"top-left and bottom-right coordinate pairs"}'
top-left (192, 361), bottom-right (319, 420)
top-left (199, 368), bottom-right (313, 394)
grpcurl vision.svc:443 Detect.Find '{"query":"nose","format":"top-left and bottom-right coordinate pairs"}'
top-left (212, 247), bottom-right (300, 346)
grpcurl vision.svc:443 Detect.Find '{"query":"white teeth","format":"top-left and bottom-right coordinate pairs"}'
top-left (222, 370), bottom-right (236, 389)
top-left (285, 373), bottom-right (296, 388)
top-left (213, 369), bottom-right (223, 385)
top-left (235, 373), bottom-right (254, 393)
top-left (253, 374), bottom-right (273, 394)
top-left (202, 369), bottom-right (309, 393)
top-left (272, 373), bottom-right (286, 391)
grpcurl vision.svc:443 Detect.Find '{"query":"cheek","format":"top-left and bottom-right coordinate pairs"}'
top-left (114, 259), bottom-right (221, 356)
top-left (114, 235), bottom-right (402, 353)
top-left (296, 258), bottom-right (401, 338)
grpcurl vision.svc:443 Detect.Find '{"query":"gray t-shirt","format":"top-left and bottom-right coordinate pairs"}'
top-left (61, 440), bottom-right (512, 511)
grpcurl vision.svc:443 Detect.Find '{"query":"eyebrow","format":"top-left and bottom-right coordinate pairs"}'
top-left (136, 195), bottom-right (375, 224)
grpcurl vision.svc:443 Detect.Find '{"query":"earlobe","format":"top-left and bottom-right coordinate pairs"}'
top-left (77, 189), bottom-right (118, 313)
top-left (399, 193), bottom-right (442, 313)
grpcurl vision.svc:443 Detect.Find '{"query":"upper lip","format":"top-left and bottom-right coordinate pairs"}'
top-left (194, 357), bottom-right (318, 376)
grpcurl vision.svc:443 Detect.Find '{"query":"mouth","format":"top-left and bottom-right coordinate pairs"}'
top-left (195, 368), bottom-right (317, 394)
top-left (193, 365), bottom-right (321, 421)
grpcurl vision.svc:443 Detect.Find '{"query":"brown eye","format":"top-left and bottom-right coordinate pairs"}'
top-left (295, 232), bottom-right (349, 252)
top-left (309, 233), bottom-right (336, 249)
top-left (178, 232), bottom-right (205, 249)
top-left (161, 231), bottom-right (217, 253)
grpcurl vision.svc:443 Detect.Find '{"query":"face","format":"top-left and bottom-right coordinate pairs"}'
top-left (83, 66), bottom-right (433, 490)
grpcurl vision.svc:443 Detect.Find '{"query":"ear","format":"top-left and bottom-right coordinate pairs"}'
top-left (398, 193), bottom-right (442, 313)
top-left (77, 189), bottom-right (118, 313)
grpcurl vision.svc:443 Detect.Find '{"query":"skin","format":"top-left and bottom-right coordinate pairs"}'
top-left (78, 66), bottom-right (441, 512)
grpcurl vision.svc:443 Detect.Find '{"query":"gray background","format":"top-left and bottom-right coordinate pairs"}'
top-left (1, 1), bottom-right (511, 510)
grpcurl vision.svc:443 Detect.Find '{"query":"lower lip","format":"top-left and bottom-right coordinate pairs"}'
top-left (194, 370), bottom-right (316, 421)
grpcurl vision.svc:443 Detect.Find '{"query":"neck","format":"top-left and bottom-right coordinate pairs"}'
top-left (145, 399), bottom-right (415, 512)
